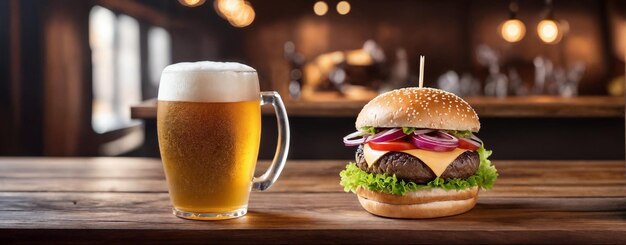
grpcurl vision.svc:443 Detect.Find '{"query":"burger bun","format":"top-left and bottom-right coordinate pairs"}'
top-left (356, 186), bottom-right (478, 219)
top-left (355, 87), bottom-right (480, 132)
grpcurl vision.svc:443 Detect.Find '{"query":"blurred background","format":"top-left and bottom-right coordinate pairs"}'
top-left (1, 0), bottom-right (625, 160)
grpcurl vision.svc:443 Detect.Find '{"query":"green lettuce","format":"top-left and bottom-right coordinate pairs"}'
top-left (360, 126), bottom-right (377, 136)
top-left (339, 145), bottom-right (498, 196)
top-left (399, 127), bottom-right (472, 137)
top-left (448, 130), bottom-right (473, 138)
top-left (402, 127), bottom-right (415, 135)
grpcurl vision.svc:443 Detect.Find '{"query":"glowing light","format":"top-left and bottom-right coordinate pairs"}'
top-left (215, 0), bottom-right (245, 19)
top-left (499, 19), bottom-right (526, 43)
top-left (229, 2), bottom-right (255, 28)
top-left (345, 50), bottom-right (373, 66)
top-left (178, 0), bottom-right (206, 7)
top-left (214, 0), bottom-right (255, 28)
top-left (537, 19), bottom-right (561, 44)
top-left (313, 1), bottom-right (328, 16)
top-left (336, 1), bottom-right (350, 15)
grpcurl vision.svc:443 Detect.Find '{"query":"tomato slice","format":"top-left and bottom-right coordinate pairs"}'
top-left (368, 141), bottom-right (417, 151)
top-left (457, 138), bottom-right (480, 151)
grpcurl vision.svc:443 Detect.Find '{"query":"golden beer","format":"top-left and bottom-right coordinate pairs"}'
top-left (157, 61), bottom-right (289, 220)
top-left (158, 100), bottom-right (261, 213)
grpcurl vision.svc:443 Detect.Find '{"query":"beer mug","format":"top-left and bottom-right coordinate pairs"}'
top-left (157, 61), bottom-right (289, 220)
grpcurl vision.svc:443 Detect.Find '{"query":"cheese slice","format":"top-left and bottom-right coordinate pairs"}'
top-left (363, 144), bottom-right (468, 177)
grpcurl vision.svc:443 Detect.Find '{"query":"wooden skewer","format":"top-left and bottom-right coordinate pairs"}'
top-left (419, 56), bottom-right (425, 88)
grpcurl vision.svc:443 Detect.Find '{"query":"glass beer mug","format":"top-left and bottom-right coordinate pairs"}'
top-left (156, 61), bottom-right (289, 220)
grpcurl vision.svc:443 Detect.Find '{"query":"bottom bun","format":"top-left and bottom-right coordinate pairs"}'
top-left (356, 186), bottom-right (478, 219)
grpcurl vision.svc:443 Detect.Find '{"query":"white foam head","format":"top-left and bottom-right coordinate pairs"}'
top-left (158, 61), bottom-right (260, 102)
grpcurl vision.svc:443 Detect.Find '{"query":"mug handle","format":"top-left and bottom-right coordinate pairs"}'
top-left (252, 91), bottom-right (290, 191)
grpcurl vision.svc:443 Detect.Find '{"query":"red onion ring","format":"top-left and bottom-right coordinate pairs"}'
top-left (413, 129), bottom-right (435, 135)
top-left (470, 134), bottom-right (483, 145)
top-left (411, 131), bottom-right (459, 152)
top-left (368, 128), bottom-right (406, 143)
top-left (343, 130), bottom-right (368, 146)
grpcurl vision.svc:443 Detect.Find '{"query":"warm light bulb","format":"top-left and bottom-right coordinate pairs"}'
top-left (500, 19), bottom-right (526, 43)
top-left (178, 0), bottom-right (206, 7)
top-left (216, 0), bottom-right (245, 18)
top-left (336, 1), bottom-right (351, 15)
top-left (537, 19), bottom-right (561, 44)
top-left (229, 1), bottom-right (255, 28)
top-left (313, 1), bottom-right (328, 16)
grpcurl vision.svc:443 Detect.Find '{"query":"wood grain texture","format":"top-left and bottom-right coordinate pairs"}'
top-left (0, 158), bottom-right (623, 196)
top-left (0, 157), bottom-right (625, 243)
top-left (132, 96), bottom-right (626, 119)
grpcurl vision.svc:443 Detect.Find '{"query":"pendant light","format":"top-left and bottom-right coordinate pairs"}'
top-left (499, 0), bottom-right (526, 43)
top-left (537, 0), bottom-right (564, 44)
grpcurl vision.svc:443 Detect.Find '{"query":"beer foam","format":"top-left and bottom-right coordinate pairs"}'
top-left (158, 61), bottom-right (260, 102)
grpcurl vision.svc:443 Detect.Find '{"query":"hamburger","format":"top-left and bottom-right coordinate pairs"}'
top-left (340, 87), bottom-right (498, 219)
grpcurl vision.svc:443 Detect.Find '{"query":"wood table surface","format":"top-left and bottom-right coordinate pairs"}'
top-left (131, 96), bottom-right (625, 119)
top-left (0, 158), bottom-right (625, 244)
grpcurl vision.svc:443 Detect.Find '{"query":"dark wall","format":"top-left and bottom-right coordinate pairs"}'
top-left (0, 0), bottom-right (44, 156)
top-left (18, 0), bottom-right (44, 156)
top-left (168, 1), bottom-right (245, 63)
top-left (0, 0), bottom-right (10, 155)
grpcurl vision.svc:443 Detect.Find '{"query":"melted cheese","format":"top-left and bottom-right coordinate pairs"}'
top-left (363, 144), bottom-right (468, 177)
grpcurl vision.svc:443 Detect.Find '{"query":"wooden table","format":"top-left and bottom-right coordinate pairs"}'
top-left (0, 158), bottom-right (625, 244)
top-left (131, 96), bottom-right (625, 119)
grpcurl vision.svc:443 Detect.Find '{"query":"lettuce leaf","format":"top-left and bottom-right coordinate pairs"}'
top-left (339, 145), bottom-right (498, 196)
top-left (360, 126), bottom-right (377, 136)
top-left (402, 127), bottom-right (415, 135)
top-left (363, 127), bottom-right (469, 137)
top-left (448, 130), bottom-right (473, 138)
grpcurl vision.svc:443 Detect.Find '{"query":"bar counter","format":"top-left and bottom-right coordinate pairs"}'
top-left (131, 96), bottom-right (625, 119)
top-left (1, 158), bottom-right (624, 243)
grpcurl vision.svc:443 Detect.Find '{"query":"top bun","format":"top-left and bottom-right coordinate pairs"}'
top-left (355, 87), bottom-right (480, 132)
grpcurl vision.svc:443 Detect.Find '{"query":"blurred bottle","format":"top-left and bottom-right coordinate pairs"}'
top-left (534, 56), bottom-right (584, 97)
top-left (476, 45), bottom-right (508, 97)
top-left (284, 41), bottom-right (305, 100)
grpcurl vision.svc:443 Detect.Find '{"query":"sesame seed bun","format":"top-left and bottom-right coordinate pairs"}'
top-left (355, 87), bottom-right (480, 132)
top-left (356, 186), bottom-right (478, 219)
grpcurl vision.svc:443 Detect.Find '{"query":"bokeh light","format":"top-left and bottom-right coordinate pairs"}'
top-left (313, 1), bottom-right (328, 16)
top-left (499, 19), bottom-right (526, 43)
top-left (537, 19), bottom-right (561, 44)
top-left (336, 1), bottom-right (351, 15)
top-left (214, 0), bottom-right (255, 28)
top-left (229, 2), bottom-right (255, 28)
top-left (178, 0), bottom-right (206, 7)
top-left (215, 0), bottom-right (245, 19)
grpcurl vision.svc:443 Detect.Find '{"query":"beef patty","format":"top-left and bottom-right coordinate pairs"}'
top-left (355, 145), bottom-right (480, 184)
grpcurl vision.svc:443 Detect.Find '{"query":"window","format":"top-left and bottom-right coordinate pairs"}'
top-left (148, 27), bottom-right (172, 87)
top-left (147, 26), bottom-right (172, 99)
top-left (89, 6), bottom-right (141, 134)
top-left (89, 6), bottom-right (171, 134)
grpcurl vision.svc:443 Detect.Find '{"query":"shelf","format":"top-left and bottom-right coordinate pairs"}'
top-left (131, 96), bottom-right (625, 119)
